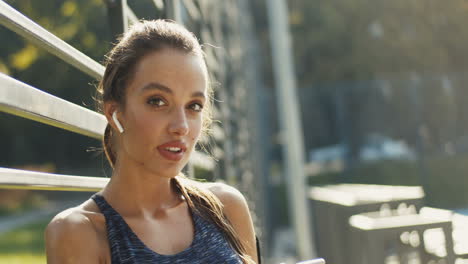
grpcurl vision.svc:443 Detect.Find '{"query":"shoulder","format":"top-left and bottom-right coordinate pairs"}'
top-left (203, 181), bottom-right (248, 212)
top-left (45, 200), bottom-right (105, 263)
top-left (200, 181), bottom-right (258, 262)
top-left (46, 206), bottom-right (97, 238)
top-left (200, 181), bottom-right (252, 229)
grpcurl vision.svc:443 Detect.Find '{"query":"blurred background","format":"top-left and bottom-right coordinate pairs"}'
top-left (2, 0), bottom-right (468, 263)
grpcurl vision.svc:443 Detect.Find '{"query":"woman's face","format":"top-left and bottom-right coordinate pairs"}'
top-left (112, 48), bottom-right (207, 178)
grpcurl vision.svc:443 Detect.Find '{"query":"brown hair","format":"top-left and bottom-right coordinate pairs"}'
top-left (96, 20), bottom-right (253, 263)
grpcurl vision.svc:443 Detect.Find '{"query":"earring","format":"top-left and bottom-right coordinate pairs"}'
top-left (112, 111), bottom-right (124, 133)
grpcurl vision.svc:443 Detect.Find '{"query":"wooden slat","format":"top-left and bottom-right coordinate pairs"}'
top-left (0, 0), bottom-right (104, 79)
top-left (0, 73), bottom-right (107, 139)
top-left (0, 167), bottom-right (108, 192)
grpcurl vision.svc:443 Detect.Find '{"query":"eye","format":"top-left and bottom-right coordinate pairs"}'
top-left (189, 103), bottom-right (203, 112)
top-left (147, 97), bottom-right (166, 107)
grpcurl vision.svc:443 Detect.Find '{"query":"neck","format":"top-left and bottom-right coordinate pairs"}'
top-left (101, 158), bottom-right (183, 217)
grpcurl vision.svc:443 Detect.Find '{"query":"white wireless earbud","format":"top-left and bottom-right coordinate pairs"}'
top-left (112, 111), bottom-right (124, 133)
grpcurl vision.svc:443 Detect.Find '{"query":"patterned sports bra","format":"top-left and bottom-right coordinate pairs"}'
top-left (91, 194), bottom-right (242, 264)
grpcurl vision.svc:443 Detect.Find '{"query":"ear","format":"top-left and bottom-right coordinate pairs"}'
top-left (103, 101), bottom-right (121, 132)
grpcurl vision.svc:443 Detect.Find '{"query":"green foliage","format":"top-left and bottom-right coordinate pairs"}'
top-left (193, 166), bottom-right (214, 182)
top-left (0, 0), bottom-right (113, 172)
top-left (288, 0), bottom-right (468, 85)
top-left (0, 0), bottom-right (171, 173)
top-left (251, 0), bottom-right (468, 160)
top-left (0, 218), bottom-right (50, 263)
top-left (0, 254), bottom-right (45, 264)
top-left (0, 191), bottom-right (48, 217)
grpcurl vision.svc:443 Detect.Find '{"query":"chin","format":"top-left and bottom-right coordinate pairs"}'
top-left (143, 155), bottom-right (190, 178)
top-left (149, 164), bottom-right (185, 178)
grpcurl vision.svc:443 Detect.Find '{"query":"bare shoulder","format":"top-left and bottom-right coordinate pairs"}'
top-left (45, 199), bottom-right (106, 263)
top-left (200, 181), bottom-right (252, 228)
top-left (203, 181), bottom-right (247, 208)
top-left (46, 204), bottom-right (97, 237)
top-left (201, 181), bottom-right (258, 262)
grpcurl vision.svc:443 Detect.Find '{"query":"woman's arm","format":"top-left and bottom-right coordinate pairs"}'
top-left (208, 183), bottom-right (259, 263)
top-left (45, 210), bottom-right (102, 264)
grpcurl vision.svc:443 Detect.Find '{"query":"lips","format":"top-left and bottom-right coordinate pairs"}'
top-left (156, 141), bottom-right (187, 162)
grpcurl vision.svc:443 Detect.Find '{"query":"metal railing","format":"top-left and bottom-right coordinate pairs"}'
top-left (0, 0), bottom-right (212, 191)
top-left (0, 0), bottom-right (279, 261)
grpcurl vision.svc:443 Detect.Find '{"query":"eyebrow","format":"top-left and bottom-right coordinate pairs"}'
top-left (140, 82), bottom-right (206, 99)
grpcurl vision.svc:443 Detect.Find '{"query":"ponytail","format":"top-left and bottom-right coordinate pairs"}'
top-left (103, 124), bottom-right (116, 168)
top-left (172, 176), bottom-right (255, 264)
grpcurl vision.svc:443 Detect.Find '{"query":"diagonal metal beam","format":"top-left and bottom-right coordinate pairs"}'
top-left (0, 73), bottom-right (215, 168)
top-left (164, 0), bottom-right (182, 22)
top-left (0, 0), bottom-right (104, 79)
top-left (125, 4), bottom-right (139, 25)
top-left (0, 73), bottom-right (107, 139)
top-left (182, 0), bottom-right (200, 20)
top-left (0, 167), bottom-right (109, 192)
top-left (152, 0), bottom-right (164, 10)
top-left (106, 0), bottom-right (128, 39)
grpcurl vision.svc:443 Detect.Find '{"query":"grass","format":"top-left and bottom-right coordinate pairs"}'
top-left (0, 254), bottom-right (45, 264)
top-left (0, 217), bottom-right (49, 263)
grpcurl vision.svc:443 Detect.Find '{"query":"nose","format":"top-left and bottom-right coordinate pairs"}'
top-left (168, 108), bottom-right (189, 136)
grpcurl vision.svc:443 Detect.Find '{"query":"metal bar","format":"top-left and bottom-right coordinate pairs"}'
top-left (267, 0), bottom-right (316, 259)
top-left (0, 167), bottom-right (109, 192)
top-left (182, 0), bottom-right (200, 20)
top-left (152, 0), bottom-right (164, 10)
top-left (125, 4), bottom-right (139, 25)
top-left (106, 2), bottom-right (138, 42)
top-left (0, 73), bottom-right (215, 167)
top-left (0, 73), bottom-right (107, 139)
top-left (0, 0), bottom-right (104, 80)
top-left (106, 0), bottom-right (128, 39)
top-left (165, 0), bottom-right (182, 23)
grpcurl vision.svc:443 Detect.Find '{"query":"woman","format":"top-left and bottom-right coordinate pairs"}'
top-left (45, 20), bottom-right (258, 264)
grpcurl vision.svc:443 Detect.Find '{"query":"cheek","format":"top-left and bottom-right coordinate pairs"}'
top-left (127, 109), bottom-right (163, 143)
top-left (189, 118), bottom-right (203, 142)
top-left (131, 112), bottom-right (151, 131)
